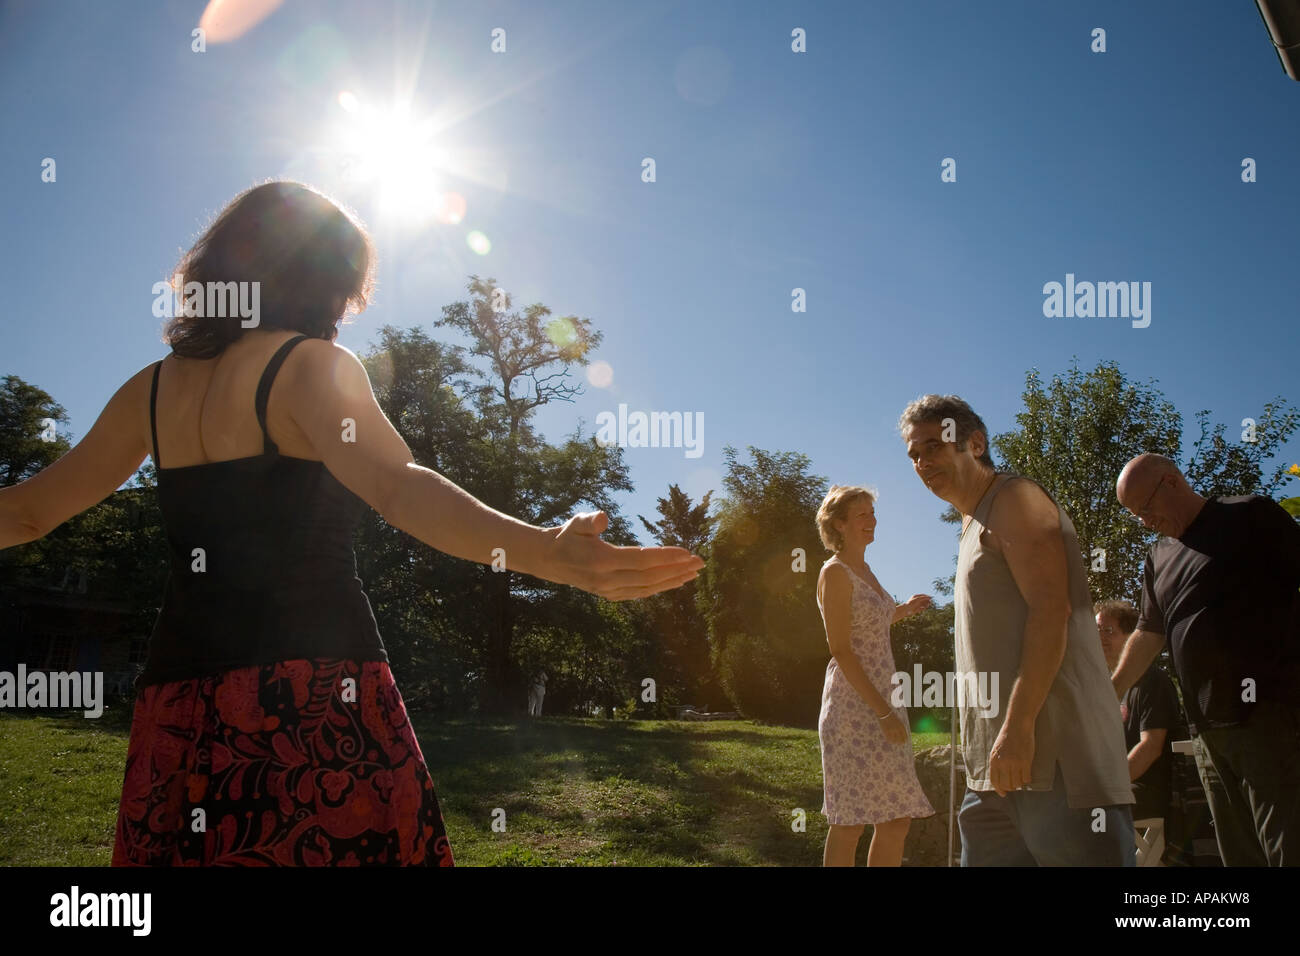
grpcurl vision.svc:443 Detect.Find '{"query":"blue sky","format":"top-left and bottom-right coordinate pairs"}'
top-left (2, 0), bottom-right (1297, 600)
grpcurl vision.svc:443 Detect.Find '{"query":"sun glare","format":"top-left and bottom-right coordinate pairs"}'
top-left (334, 92), bottom-right (453, 224)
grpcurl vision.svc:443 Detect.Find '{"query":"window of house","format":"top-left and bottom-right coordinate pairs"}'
top-left (45, 634), bottom-right (74, 670)
top-left (128, 636), bottom-right (149, 665)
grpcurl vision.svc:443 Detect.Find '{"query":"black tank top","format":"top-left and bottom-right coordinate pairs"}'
top-left (135, 335), bottom-right (387, 688)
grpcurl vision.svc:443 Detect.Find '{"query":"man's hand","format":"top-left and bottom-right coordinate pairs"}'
top-left (548, 511), bottom-right (704, 601)
top-left (989, 719), bottom-right (1035, 796)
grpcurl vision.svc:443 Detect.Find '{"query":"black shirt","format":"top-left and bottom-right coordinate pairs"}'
top-left (1136, 495), bottom-right (1300, 734)
top-left (1122, 665), bottom-right (1184, 819)
top-left (137, 336), bottom-right (389, 687)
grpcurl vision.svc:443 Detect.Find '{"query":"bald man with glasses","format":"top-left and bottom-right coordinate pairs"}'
top-left (1112, 454), bottom-right (1300, 865)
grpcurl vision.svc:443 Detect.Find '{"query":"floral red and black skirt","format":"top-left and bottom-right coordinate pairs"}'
top-left (112, 658), bottom-right (454, 866)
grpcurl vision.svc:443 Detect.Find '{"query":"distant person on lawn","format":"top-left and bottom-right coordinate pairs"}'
top-left (1112, 453), bottom-right (1300, 866)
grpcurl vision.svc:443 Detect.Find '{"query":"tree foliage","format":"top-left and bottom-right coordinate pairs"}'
top-left (993, 360), bottom-right (1181, 603)
top-left (993, 359), bottom-right (1298, 603)
top-left (361, 278), bottom-right (633, 713)
top-left (697, 446), bottom-right (828, 724)
top-left (0, 375), bottom-right (69, 487)
top-left (638, 484), bottom-right (715, 707)
top-left (890, 601), bottom-right (956, 731)
top-left (1183, 399), bottom-right (1300, 499)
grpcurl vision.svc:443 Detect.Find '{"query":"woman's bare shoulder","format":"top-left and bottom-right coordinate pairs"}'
top-left (819, 558), bottom-right (849, 586)
top-left (280, 337), bottom-right (371, 390)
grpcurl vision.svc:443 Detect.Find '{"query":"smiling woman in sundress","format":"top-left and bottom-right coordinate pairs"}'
top-left (814, 484), bottom-right (935, 866)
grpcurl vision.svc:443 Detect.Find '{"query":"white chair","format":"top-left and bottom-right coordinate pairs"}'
top-left (1134, 816), bottom-right (1165, 866)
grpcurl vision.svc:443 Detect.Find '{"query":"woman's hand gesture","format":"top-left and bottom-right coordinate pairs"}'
top-left (547, 511), bottom-right (704, 601)
top-left (897, 594), bottom-right (933, 619)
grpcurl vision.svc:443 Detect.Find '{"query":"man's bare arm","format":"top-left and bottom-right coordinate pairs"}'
top-left (993, 479), bottom-right (1073, 737)
top-left (1128, 728), bottom-right (1167, 781)
top-left (1113, 630), bottom-right (1165, 699)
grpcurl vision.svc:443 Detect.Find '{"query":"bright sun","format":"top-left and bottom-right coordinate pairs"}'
top-left (333, 91), bottom-right (460, 225)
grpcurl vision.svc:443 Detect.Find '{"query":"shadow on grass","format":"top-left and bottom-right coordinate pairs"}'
top-left (0, 699), bottom-right (135, 736)
top-left (413, 716), bottom-right (825, 865)
top-left (0, 707), bottom-right (828, 865)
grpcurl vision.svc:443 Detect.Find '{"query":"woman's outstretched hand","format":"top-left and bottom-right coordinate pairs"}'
top-left (547, 510), bottom-right (704, 601)
top-left (898, 594), bottom-right (933, 618)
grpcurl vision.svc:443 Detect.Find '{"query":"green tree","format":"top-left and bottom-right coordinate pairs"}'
top-left (1183, 399), bottom-right (1300, 499)
top-left (890, 601), bottom-right (956, 732)
top-left (355, 313), bottom-right (636, 713)
top-left (1283, 464), bottom-right (1300, 520)
top-left (697, 446), bottom-right (827, 724)
top-left (0, 375), bottom-right (69, 487)
top-left (993, 360), bottom-right (1181, 604)
top-left (430, 276), bottom-right (633, 712)
top-left (515, 587), bottom-right (653, 717)
top-left (355, 326), bottom-right (487, 710)
top-left (0, 376), bottom-right (73, 581)
top-left (0, 376), bottom-right (166, 616)
top-left (993, 359), bottom-right (1298, 603)
top-left (638, 484), bottom-right (715, 708)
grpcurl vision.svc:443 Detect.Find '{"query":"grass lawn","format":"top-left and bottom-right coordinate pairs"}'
top-left (0, 704), bottom-right (949, 866)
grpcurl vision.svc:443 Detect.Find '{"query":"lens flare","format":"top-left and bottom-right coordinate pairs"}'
top-left (466, 230), bottom-right (491, 255)
top-left (545, 316), bottom-right (578, 349)
top-left (586, 360), bottom-right (613, 388)
top-left (198, 0), bottom-right (283, 44)
top-left (437, 191), bottom-right (466, 224)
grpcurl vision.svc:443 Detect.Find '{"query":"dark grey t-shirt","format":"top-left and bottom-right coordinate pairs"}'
top-left (955, 474), bottom-right (1133, 808)
top-left (1136, 494), bottom-right (1300, 734)
top-left (1123, 665), bottom-right (1184, 819)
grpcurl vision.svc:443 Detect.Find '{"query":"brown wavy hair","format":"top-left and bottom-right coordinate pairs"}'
top-left (162, 181), bottom-right (375, 358)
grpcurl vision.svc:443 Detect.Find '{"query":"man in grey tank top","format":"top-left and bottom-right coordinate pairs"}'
top-left (900, 395), bottom-right (1135, 865)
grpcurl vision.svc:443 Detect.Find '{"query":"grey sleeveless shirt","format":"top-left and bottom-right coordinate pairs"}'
top-left (955, 473), bottom-right (1133, 808)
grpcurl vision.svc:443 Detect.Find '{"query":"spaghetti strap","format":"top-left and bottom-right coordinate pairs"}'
top-left (255, 335), bottom-right (310, 455)
top-left (149, 360), bottom-right (162, 468)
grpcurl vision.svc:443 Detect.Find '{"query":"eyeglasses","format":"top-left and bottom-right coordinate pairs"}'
top-left (1127, 478), bottom-right (1163, 525)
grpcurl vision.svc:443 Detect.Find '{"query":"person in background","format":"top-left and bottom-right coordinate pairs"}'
top-left (1096, 598), bottom-right (1185, 863)
top-left (528, 671), bottom-right (547, 716)
top-left (1112, 453), bottom-right (1300, 866)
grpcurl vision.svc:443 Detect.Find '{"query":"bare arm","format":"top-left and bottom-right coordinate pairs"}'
top-left (818, 566), bottom-right (894, 716)
top-left (994, 480), bottom-right (1072, 738)
top-left (1113, 630), bottom-right (1166, 699)
top-left (285, 340), bottom-right (701, 600)
top-left (891, 594), bottom-right (932, 624)
top-left (985, 478), bottom-right (1073, 793)
top-left (1128, 727), bottom-right (1167, 781)
top-left (0, 364), bottom-right (153, 549)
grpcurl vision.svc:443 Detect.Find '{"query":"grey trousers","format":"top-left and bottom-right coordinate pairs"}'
top-left (1191, 698), bottom-right (1300, 866)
